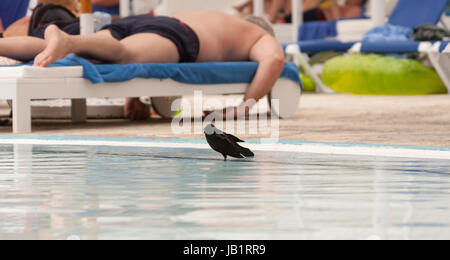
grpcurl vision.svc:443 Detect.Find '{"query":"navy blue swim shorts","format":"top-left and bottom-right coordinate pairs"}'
top-left (102, 14), bottom-right (200, 62)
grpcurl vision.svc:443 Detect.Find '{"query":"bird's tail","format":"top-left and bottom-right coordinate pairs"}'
top-left (237, 144), bottom-right (255, 158)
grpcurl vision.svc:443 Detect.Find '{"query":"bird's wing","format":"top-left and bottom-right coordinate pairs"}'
top-left (233, 143), bottom-right (255, 158)
top-left (206, 134), bottom-right (241, 157)
top-left (205, 129), bottom-right (253, 159)
top-left (225, 133), bottom-right (245, 143)
top-left (219, 134), bottom-right (246, 158)
top-left (223, 135), bottom-right (254, 158)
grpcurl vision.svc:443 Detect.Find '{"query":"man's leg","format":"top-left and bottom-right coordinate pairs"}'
top-left (35, 24), bottom-right (180, 67)
top-left (119, 33), bottom-right (180, 120)
top-left (34, 25), bottom-right (125, 67)
top-left (0, 36), bottom-right (46, 61)
top-left (118, 33), bottom-right (180, 64)
top-left (34, 25), bottom-right (181, 120)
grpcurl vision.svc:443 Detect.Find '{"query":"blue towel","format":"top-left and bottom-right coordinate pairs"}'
top-left (284, 40), bottom-right (355, 54)
top-left (362, 24), bottom-right (413, 43)
top-left (48, 55), bottom-right (302, 86)
top-left (298, 20), bottom-right (338, 41)
top-left (360, 41), bottom-right (420, 53)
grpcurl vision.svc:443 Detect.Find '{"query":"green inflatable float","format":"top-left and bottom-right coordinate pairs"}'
top-left (300, 73), bottom-right (316, 92)
top-left (322, 54), bottom-right (447, 95)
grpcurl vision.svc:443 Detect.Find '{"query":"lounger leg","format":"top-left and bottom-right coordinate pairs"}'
top-left (269, 79), bottom-right (302, 119)
top-left (12, 97), bottom-right (31, 134)
top-left (71, 99), bottom-right (87, 123)
top-left (285, 44), bottom-right (335, 94)
top-left (428, 53), bottom-right (450, 93)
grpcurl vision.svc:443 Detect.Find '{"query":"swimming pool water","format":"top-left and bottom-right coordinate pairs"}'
top-left (0, 143), bottom-right (449, 240)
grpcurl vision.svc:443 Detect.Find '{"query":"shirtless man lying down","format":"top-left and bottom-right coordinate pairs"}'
top-left (0, 11), bottom-right (285, 120)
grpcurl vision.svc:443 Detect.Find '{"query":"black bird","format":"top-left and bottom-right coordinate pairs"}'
top-left (204, 124), bottom-right (255, 161)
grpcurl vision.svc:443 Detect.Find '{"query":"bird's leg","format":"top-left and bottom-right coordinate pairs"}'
top-left (223, 154), bottom-right (227, 161)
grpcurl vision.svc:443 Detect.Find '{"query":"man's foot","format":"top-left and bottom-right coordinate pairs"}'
top-left (34, 25), bottom-right (73, 67)
top-left (124, 98), bottom-right (151, 121)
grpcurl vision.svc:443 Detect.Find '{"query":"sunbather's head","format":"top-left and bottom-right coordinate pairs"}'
top-left (244, 16), bottom-right (275, 37)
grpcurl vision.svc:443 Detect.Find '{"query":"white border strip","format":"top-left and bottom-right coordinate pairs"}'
top-left (0, 139), bottom-right (449, 160)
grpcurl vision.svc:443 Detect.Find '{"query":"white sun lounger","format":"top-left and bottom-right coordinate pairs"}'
top-left (0, 1), bottom-right (301, 134)
top-left (0, 65), bottom-right (301, 133)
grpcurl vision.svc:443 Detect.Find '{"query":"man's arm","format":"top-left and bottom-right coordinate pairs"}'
top-left (244, 34), bottom-right (285, 103)
top-left (205, 34), bottom-right (284, 119)
top-left (0, 18), bottom-right (4, 33)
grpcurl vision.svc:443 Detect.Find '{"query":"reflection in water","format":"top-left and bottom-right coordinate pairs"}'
top-left (0, 144), bottom-right (449, 239)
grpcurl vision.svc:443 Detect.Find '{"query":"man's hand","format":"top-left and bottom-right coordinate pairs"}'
top-left (124, 98), bottom-right (150, 121)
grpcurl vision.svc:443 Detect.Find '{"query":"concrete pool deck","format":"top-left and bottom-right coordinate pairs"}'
top-left (0, 94), bottom-right (449, 147)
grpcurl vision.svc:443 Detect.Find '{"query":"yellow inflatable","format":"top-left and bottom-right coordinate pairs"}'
top-left (322, 54), bottom-right (447, 95)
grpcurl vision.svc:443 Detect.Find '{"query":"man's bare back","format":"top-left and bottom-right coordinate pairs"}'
top-left (173, 11), bottom-right (269, 62)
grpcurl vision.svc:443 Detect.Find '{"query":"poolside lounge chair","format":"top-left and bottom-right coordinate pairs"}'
top-left (286, 40), bottom-right (450, 94)
top-left (0, 58), bottom-right (302, 134)
top-left (285, 0), bottom-right (449, 93)
top-left (0, 0), bottom-right (302, 134)
top-left (294, 0), bottom-right (448, 54)
top-left (428, 41), bottom-right (450, 92)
